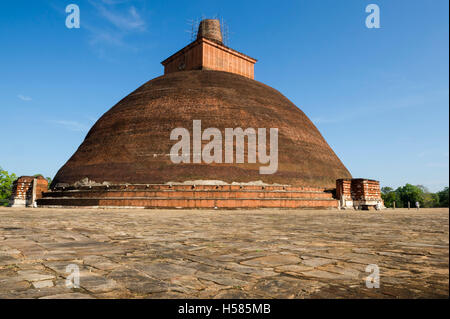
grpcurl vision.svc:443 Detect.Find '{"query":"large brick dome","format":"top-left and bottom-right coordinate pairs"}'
top-left (51, 70), bottom-right (351, 189)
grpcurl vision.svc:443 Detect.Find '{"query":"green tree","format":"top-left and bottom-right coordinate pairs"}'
top-left (381, 187), bottom-right (394, 195)
top-left (381, 187), bottom-right (397, 208)
top-left (416, 185), bottom-right (439, 207)
top-left (0, 166), bottom-right (17, 206)
top-left (416, 185), bottom-right (429, 193)
top-left (422, 192), bottom-right (439, 208)
top-left (437, 187), bottom-right (449, 207)
top-left (396, 184), bottom-right (425, 208)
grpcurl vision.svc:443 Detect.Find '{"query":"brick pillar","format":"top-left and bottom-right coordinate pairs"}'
top-left (336, 179), bottom-right (353, 209)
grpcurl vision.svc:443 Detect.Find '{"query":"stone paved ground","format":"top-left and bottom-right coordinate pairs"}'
top-left (0, 207), bottom-right (448, 299)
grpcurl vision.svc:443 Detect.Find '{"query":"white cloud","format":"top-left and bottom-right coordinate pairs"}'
top-left (80, 1), bottom-right (147, 58)
top-left (51, 120), bottom-right (89, 132)
top-left (17, 94), bottom-right (32, 101)
top-left (91, 2), bottom-right (146, 32)
top-left (86, 25), bottom-right (128, 47)
top-left (48, 1), bottom-right (147, 60)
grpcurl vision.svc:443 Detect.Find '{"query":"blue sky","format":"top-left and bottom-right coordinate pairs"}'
top-left (0, 0), bottom-right (448, 191)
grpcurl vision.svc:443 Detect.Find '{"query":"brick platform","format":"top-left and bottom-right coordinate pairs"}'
top-left (37, 184), bottom-right (338, 209)
top-left (336, 179), bottom-right (383, 210)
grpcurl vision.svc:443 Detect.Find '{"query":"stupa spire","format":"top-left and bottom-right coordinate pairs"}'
top-left (196, 19), bottom-right (223, 44)
top-left (161, 18), bottom-right (257, 79)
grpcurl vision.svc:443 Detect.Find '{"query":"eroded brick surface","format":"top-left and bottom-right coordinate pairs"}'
top-left (0, 207), bottom-right (447, 299)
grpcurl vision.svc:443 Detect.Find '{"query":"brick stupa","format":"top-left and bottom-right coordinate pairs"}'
top-left (38, 19), bottom-right (357, 209)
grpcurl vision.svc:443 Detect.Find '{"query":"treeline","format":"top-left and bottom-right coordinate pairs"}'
top-left (382, 184), bottom-right (449, 208)
top-left (0, 166), bottom-right (52, 206)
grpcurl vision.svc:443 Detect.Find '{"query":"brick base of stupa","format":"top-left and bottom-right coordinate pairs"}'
top-left (36, 184), bottom-right (339, 209)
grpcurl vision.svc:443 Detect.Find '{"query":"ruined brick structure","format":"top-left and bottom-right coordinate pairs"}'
top-left (39, 18), bottom-right (362, 209)
top-left (9, 176), bottom-right (48, 207)
top-left (161, 19), bottom-right (257, 79)
top-left (336, 179), bottom-right (383, 210)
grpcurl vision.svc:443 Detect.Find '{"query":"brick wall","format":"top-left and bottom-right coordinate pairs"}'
top-left (202, 40), bottom-right (255, 79)
top-left (350, 179), bottom-right (381, 201)
top-left (162, 41), bottom-right (203, 74)
top-left (336, 179), bottom-right (351, 201)
top-left (38, 184), bottom-right (339, 209)
top-left (10, 176), bottom-right (34, 205)
top-left (336, 178), bottom-right (383, 210)
top-left (35, 176), bottom-right (48, 200)
top-left (9, 176), bottom-right (48, 207)
top-left (161, 38), bottom-right (257, 79)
